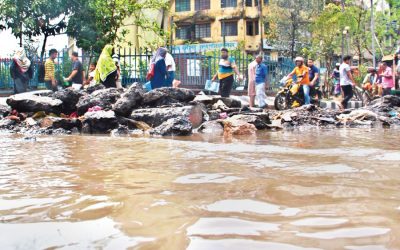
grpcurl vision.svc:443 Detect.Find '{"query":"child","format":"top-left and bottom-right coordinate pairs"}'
top-left (84, 62), bottom-right (97, 88)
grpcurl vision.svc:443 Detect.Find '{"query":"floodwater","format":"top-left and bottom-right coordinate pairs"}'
top-left (0, 129), bottom-right (399, 250)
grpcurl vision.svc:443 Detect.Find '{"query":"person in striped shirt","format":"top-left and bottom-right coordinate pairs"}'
top-left (44, 49), bottom-right (58, 91)
top-left (212, 48), bottom-right (242, 97)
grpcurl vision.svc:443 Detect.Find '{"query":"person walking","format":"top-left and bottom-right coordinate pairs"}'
top-left (10, 48), bottom-right (33, 94)
top-left (380, 62), bottom-right (394, 96)
top-left (331, 63), bottom-right (341, 96)
top-left (44, 49), bottom-right (58, 92)
top-left (65, 52), bottom-right (84, 90)
top-left (94, 45), bottom-right (118, 88)
top-left (339, 55), bottom-right (356, 110)
top-left (307, 58), bottom-right (320, 99)
top-left (247, 58), bottom-right (258, 108)
top-left (287, 57), bottom-right (310, 105)
top-left (395, 52), bottom-right (400, 90)
top-left (164, 51), bottom-right (176, 87)
top-left (212, 48), bottom-right (242, 98)
top-left (150, 47), bottom-right (168, 89)
top-left (254, 55), bottom-right (268, 108)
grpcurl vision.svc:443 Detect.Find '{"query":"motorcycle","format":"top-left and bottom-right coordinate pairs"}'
top-left (274, 76), bottom-right (321, 110)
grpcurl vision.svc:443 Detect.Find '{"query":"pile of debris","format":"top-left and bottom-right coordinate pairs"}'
top-left (1, 84), bottom-right (400, 137)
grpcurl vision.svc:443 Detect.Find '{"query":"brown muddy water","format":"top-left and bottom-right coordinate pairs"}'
top-left (0, 129), bottom-right (399, 250)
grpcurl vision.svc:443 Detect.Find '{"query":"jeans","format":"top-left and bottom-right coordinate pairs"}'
top-left (341, 85), bottom-right (353, 108)
top-left (382, 88), bottom-right (392, 96)
top-left (219, 75), bottom-right (234, 97)
top-left (255, 83), bottom-right (267, 108)
top-left (165, 71), bottom-right (175, 87)
top-left (303, 85), bottom-right (311, 105)
top-left (45, 81), bottom-right (58, 92)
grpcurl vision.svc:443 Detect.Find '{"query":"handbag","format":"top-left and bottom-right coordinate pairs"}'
top-left (205, 80), bottom-right (220, 93)
top-left (146, 63), bottom-right (155, 81)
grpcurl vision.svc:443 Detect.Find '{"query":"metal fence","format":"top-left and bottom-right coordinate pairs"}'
top-left (0, 47), bottom-right (295, 93)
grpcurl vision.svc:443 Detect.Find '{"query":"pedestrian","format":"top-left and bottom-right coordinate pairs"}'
top-left (253, 55), bottom-right (268, 108)
top-left (287, 57), bottom-right (310, 105)
top-left (339, 55), bottom-right (356, 110)
top-left (247, 58), bottom-right (258, 108)
top-left (307, 59), bottom-right (320, 99)
top-left (9, 48), bottom-right (33, 94)
top-left (362, 67), bottom-right (377, 94)
top-left (375, 63), bottom-right (384, 96)
top-left (380, 62), bottom-right (394, 96)
top-left (330, 63), bottom-right (341, 96)
top-left (65, 52), bottom-right (84, 90)
top-left (94, 44), bottom-right (118, 88)
top-left (84, 62), bottom-right (97, 88)
top-left (44, 49), bottom-right (58, 92)
top-left (211, 48), bottom-right (243, 98)
top-left (113, 54), bottom-right (122, 88)
top-left (164, 51), bottom-right (176, 87)
top-left (150, 47), bottom-right (168, 89)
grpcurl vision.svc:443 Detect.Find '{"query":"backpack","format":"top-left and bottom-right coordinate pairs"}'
top-left (37, 62), bottom-right (46, 82)
top-left (146, 63), bottom-right (155, 81)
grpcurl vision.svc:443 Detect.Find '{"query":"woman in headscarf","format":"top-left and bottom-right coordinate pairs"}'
top-left (10, 48), bottom-right (33, 94)
top-left (94, 44), bottom-right (118, 88)
top-left (150, 47), bottom-right (168, 89)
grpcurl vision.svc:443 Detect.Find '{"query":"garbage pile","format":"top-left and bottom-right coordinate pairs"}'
top-left (1, 84), bottom-right (400, 137)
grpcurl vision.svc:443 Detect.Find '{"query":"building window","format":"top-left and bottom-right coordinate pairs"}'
top-left (176, 25), bottom-right (192, 40)
top-left (246, 20), bottom-right (259, 36)
top-left (245, 0), bottom-right (259, 6)
top-left (264, 22), bottom-right (270, 34)
top-left (195, 23), bottom-right (211, 38)
top-left (176, 0), bottom-right (190, 12)
top-left (221, 0), bottom-right (237, 8)
top-left (222, 21), bottom-right (238, 36)
top-left (195, 0), bottom-right (210, 10)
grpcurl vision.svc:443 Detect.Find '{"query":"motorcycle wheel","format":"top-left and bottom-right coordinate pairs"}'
top-left (274, 93), bottom-right (287, 110)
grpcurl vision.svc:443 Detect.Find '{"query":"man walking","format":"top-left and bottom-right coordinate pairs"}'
top-left (254, 55), bottom-right (268, 108)
top-left (65, 52), bottom-right (84, 90)
top-left (247, 58), bottom-right (258, 108)
top-left (212, 48), bottom-right (242, 98)
top-left (380, 62), bottom-right (394, 96)
top-left (339, 55), bottom-right (356, 110)
top-left (44, 49), bottom-right (58, 92)
top-left (307, 58), bottom-right (320, 99)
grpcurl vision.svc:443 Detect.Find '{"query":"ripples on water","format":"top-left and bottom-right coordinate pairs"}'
top-left (0, 129), bottom-right (399, 249)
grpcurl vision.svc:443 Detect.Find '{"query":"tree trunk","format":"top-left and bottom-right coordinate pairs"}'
top-left (40, 33), bottom-right (48, 62)
top-left (290, 14), bottom-right (296, 59)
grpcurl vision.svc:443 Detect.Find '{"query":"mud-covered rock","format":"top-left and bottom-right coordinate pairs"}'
top-left (40, 117), bottom-right (81, 130)
top-left (53, 88), bottom-right (83, 114)
top-left (370, 95), bottom-right (400, 108)
top-left (6, 93), bottom-right (63, 114)
top-left (228, 113), bottom-right (271, 130)
top-left (150, 117), bottom-right (193, 136)
top-left (130, 105), bottom-right (204, 128)
top-left (0, 104), bottom-right (10, 117)
top-left (116, 116), bottom-right (151, 131)
top-left (76, 88), bottom-right (121, 115)
top-left (81, 110), bottom-right (118, 134)
top-left (143, 87), bottom-right (195, 107)
top-left (198, 120), bottom-right (224, 134)
top-left (222, 118), bottom-right (257, 136)
top-left (194, 95), bottom-right (242, 108)
top-left (85, 84), bottom-right (105, 94)
top-left (112, 83), bottom-right (145, 116)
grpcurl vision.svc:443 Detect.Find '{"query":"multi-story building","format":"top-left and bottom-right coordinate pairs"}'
top-left (169, 0), bottom-right (274, 56)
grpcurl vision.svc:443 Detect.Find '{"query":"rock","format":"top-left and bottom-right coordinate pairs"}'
top-left (268, 119), bottom-right (283, 129)
top-left (207, 110), bottom-right (221, 121)
top-left (198, 120), bottom-right (224, 134)
top-left (337, 109), bottom-right (377, 123)
top-left (194, 95), bottom-right (242, 108)
top-left (40, 116), bottom-right (81, 130)
top-left (130, 105), bottom-right (204, 128)
top-left (281, 112), bottom-right (293, 122)
top-left (81, 110), bottom-right (118, 134)
top-left (112, 83), bottom-right (145, 116)
top-left (0, 119), bottom-right (16, 129)
top-left (111, 125), bottom-right (130, 136)
top-left (53, 88), bottom-right (83, 114)
top-left (6, 93), bottom-right (63, 114)
top-left (228, 114), bottom-right (270, 130)
top-left (143, 87), bottom-right (195, 107)
top-left (25, 117), bottom-right (37, 127)
top-left (212, 100), bottom-right (229, 111)
top-left (76, 88), bottom-right (121, 116)
top-left (370, 95), bottom-right (400, 107)
top-left (85, 84), bottom-right (105, 94)
top-left (117, 116), bottom-right (151, 131)
top-left (150, 117), bottom-right (193, 136)
top-left (0, 104), bottom-right (10, 117)
top-left (223, 118), bottom-right (257, 137)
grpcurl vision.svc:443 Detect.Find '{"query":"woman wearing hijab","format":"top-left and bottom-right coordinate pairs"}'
top-left (94, 44), bottom-right (118, 88)
top-left (10, 48), bottom-right (33, 94)
top-left (150, 47), bottom-right (168, 89)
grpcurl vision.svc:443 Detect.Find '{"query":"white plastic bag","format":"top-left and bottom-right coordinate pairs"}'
top-left (205, 80), bottom-right (220, 93)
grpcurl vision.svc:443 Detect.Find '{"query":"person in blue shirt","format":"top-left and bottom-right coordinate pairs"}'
top-left (150, 47), bottom-right (168, 89)
top-left (254, 55), bottom-right (268, 108)
top-left (307, 58), bottom-right (321, 99)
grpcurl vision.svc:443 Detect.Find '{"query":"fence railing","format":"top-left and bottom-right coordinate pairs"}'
top-left (0, 47), bottom-right (295, 93)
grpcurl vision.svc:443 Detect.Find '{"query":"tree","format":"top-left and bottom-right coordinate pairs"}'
top-left (266, 0), bottom-right (325, 58)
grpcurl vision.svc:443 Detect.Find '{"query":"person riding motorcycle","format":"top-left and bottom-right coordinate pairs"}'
top-left (286, 57), bottom-right (311, 105)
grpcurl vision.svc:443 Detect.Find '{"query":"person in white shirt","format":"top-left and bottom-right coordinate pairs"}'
top-left (164, 52), bottom-right (176, 87)
top-left (339, 55), bottom-right (356, 110)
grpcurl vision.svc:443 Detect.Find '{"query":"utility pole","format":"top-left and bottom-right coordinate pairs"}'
top-left (258, 0), bottom-right (263, 55)
top-left (222, 21), bottom-right (226, 48)
top-left (370, 0), bottom-right (376, 68)
top-left (341, 0), bottom-right (345, 61)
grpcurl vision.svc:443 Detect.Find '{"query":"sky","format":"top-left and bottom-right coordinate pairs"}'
top-left (0, 29), bottom-right (69, 58)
